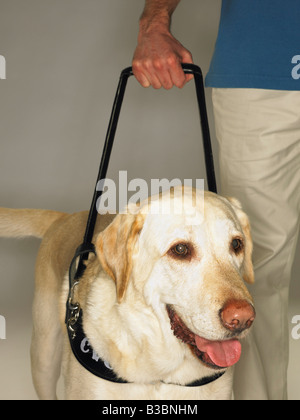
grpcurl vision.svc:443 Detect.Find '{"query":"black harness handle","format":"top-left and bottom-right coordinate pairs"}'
top-left (66, 64), bottom-right (217, 326)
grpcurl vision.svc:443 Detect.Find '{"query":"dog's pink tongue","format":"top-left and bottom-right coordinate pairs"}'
top-left (195, 336), bottom-right (241, 367)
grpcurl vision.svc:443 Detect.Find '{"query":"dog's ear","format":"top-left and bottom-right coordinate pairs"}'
top-left (226, 197), bottom-right (255, 284)
top-left (95, 212), bottom-right (145, 302)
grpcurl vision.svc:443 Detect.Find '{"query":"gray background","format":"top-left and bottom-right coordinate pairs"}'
top-left (0, 0), bottom-right (299, 399)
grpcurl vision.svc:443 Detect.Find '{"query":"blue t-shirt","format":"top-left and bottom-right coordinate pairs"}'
top-left (205, 0), bottom-right (300, 90)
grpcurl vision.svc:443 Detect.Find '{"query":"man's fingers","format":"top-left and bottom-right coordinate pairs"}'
top-left (170, 63), bottom-right (188, 88)
top-left (133, 59), bottom-right (190, 90)
top-left (132, 42), bottom-right (194, 90)
top-left (152, 59), bottom-right (176, 89)
top-left (134, 72), bottom-right (151, 88)
top-left (133, 59), bottom-right (170, 89)
top-left (132, 60), bottom-right (150, 88)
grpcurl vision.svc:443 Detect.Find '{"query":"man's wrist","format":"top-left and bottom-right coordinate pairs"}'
top-left (139, 13), bottom-right (171, 36)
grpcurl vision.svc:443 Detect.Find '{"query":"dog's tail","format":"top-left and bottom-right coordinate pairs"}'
top-left (0, 208), bottom-right (67, 239)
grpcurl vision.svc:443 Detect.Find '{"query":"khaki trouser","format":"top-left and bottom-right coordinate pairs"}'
top-left (212, 88), bottom-right (300, 400)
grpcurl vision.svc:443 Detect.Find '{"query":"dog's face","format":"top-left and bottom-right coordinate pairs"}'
top-left (96, 187), bottom-right (255, 370)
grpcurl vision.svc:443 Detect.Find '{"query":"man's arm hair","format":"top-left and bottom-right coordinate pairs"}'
top-left (140, 0), bottom-right (181, 30)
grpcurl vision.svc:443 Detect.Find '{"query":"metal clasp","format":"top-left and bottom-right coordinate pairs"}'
top-left (65, 243), bottom-right (96, 339)
top-left (66, 279), bottom-right (80, 340)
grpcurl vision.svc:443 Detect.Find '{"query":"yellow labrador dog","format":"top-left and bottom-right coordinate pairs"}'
top-left (0, 187), bottom-right (255, 400)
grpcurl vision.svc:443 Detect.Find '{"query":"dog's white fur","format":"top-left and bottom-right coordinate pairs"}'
top-left (0, 187), bottom-right (254, 400)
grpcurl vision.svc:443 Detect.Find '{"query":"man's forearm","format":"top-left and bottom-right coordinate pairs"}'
top-left (139, 0), bottom-right (181, 32)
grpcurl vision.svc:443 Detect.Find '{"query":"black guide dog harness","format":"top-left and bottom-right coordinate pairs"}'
top-left (65, 65), bottom-right (224, 388)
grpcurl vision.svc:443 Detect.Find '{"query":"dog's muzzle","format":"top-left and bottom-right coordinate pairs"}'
top-left (166, 305), bottom-right (244, 369)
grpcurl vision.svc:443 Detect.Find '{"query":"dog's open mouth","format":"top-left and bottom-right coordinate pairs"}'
top-left (166, 305), bottom-right (241, 369)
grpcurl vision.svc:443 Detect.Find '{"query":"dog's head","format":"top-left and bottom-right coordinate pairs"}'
top-left (96, 187), bottom-right (255, 370)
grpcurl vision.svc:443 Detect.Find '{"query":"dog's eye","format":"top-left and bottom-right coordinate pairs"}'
top-left (168, 242), bottom-right (194, 261)
top-left (174, 243), bottom-right (188, 255)
top-left (172, 243), bottom-right (189, 256)
top-left (231, 238), bottom-right (244, 254)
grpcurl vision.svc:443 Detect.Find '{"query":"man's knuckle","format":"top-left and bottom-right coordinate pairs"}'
top-left (132, 59), bottom-right (142, 70)
top-left (166, 54), bottom-right (178, 67)
top-left (183, 50), bottom-right (193, 63)
top-left (153, 59), bottom-right (164, 71)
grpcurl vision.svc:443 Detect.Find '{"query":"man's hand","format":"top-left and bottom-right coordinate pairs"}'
top-left (132, 0), bottom-right (193, 89)
top-left (132, 29), bottom-right (193, 90)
